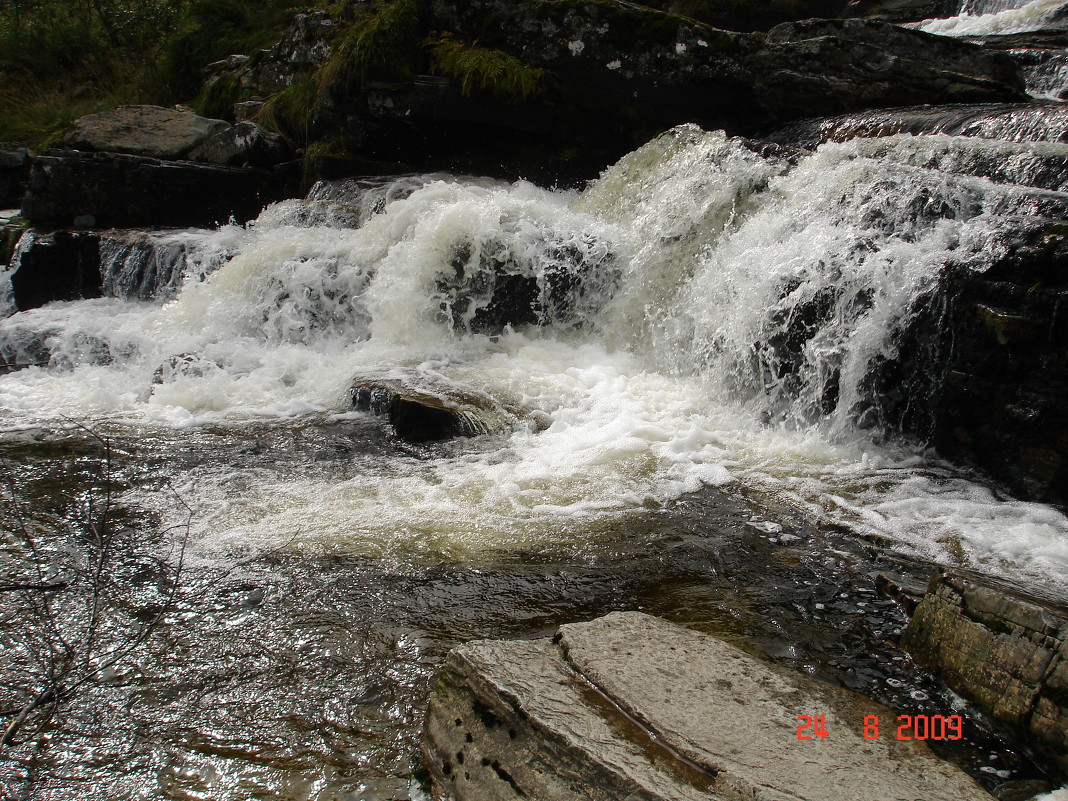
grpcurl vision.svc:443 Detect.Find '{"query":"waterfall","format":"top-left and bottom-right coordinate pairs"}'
top-left (0, 126), bottom-right (1065, 592)
top-left (916, 0), bottom-right (1068, 36)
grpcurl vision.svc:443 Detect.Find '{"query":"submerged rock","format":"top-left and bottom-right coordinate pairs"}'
top-left (350, 372), bottom-right (538, 441)
top-left (423, 612), bottom-right (992, 801)
top-left (902, 572), bottom-right (1068, 778)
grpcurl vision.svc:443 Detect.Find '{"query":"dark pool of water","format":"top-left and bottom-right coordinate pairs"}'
top-left (0, 422), bottom-right (1049, 800)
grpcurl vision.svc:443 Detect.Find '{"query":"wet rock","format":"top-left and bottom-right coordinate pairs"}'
top-left (902, 572), bottom-right (1068, 778)
top-left (350, 372), bottom-right (535, 441)
top-left (928, 227), bottom-right (1068, 505)
top-left (766, 102), bottom-right (1068, 148)
top-left (62, 105), bottom-right (229, 160)
top-left (152, 353), bottom-right (220, 385)
top-left (0, 146), bottom-right (32, 208)
top-left (187, 121), bottom-right (293, 168)
top-left (6, 229), bottom-right (102, 311)
top-left (0, 212), bottom-right (29, 269)
top-left (842, 0), bottom-right (957, 23)
top-left (423, 611), bottom-right (992, 801)
top-left (21, 149), bottom-right (299, 229)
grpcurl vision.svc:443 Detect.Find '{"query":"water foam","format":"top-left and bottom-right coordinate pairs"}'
top-left (917, 0), bottom-right (1068, 36)
top-left (1, 128), bottom-right (1065, 594)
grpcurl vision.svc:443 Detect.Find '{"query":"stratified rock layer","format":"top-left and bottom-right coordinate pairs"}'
top-left (423, 611), bottom-right (992, 801)
top-left (902, 573), bottom-right (1068, 777)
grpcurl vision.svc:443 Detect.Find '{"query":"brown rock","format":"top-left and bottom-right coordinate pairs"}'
top-left (902, 572), bottom-right (1068, 777)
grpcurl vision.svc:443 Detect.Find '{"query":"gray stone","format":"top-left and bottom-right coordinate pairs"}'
top-left (187, 121), bottom-right (292, 167)
top-left (902, 573), bottom-right (1068, 777)
top-left (350, 371), bottom-right (541, 441)
top-left (423, 611), bottom-right (992, 801)
top-left (62, 105), bottom-right (229, 160)
top-left (233, 101), bottom-right (265, 122)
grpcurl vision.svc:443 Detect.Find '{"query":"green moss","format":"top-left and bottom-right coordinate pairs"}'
top-left (428, 34), bottom-right (549, 103)
top-left (257, 78), bottom-right (318, 145)
top-left (317, 0), bottom-right (424, 94)
top-left (193, 73), bottom-right (248, 119)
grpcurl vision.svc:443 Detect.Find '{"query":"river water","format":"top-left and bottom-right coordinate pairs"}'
top-left (2, 28), bottom-right (1068, 801)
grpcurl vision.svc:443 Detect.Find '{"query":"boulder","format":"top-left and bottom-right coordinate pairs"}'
top-left (187, 121), bottom-right (293, 167)
top-left (902, 573), bottom-right (1068, 778)
top-left (350, 371), bottom-right (538, 441)
top-left (250, 11), bottom-right (335, 94)
top-left (0, 146), bottom-right (32, 208)
top-left (6, 229), bottom-right (102, 312)
top-left (20, 150), bottom-right (300, 229)
top-left (423, 612), bottom-right (993, 801)
top-left (62, 105), bottom-right (229, 160)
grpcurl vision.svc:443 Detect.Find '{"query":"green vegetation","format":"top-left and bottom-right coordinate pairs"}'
top-left (428, 35), bottom-right (549, 103)
top-left (257, 78), bottom-right (318, 145)
top-left (317, 0), bottom-right (424, 93)
top-left (0, 0), bottom-right (303, 148)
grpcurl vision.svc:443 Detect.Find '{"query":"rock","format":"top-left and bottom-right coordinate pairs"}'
top-left (240, 1), bottom-right (1025, 182)
top-left (250, 11), bottom-right (335, 94)
top-left (350, 371), bottom-right (536, 441)
top-left (62, 105), bottom-right (229, 160)
top-left (0, 213), bottom-right (29, 269)
top-left (0, 146), bottom-right (32, 208)
top-left (843, 0), bottom-right (957, 23)
top-left (20, 149), bottom-right (300, 229)
top-left (767, 102), bottom-right (1068, 148)
top-left (233, 101), bottom-right (265, 122)
top-left (928, 224), bottom-right (1068, 505)
top-left (187, 121), bottom-right (293, 167)
top-left (423, 612), bottom-right (992, 801)
top-left (365, 1), bottom-right (1023, 179)
top-left (6, 229), bottom-right (102, 311)
top-left (902, 572), bottom-right (1068, 777)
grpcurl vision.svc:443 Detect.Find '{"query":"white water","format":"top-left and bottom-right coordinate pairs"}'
top-left (917, 0), bottom-right (1067, 36)
top-left (1, 127), bottom-right (1066, 594)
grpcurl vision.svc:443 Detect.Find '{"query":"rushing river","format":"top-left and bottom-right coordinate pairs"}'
top-left (2, 70), bottom-right (1068, 801)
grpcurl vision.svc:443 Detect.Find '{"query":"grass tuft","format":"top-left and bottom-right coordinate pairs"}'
top-left (428, 34), bottom-right (550, 103)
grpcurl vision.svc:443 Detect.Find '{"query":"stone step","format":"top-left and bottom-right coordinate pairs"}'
top-left (422, 611), bottom-right (993, 801)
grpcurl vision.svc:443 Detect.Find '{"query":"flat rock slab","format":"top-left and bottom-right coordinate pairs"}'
top-left (63, 105), bottom-right (229, 160)
top-left (423, 611), bottom-right (991, 801)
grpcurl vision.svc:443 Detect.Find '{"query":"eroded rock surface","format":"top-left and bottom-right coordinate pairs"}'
top-left (423, 611), bottom-right (993, 801)
top-left (902, 573), bottom-right (1068, 777)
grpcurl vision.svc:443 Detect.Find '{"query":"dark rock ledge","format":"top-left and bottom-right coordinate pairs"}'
top-left (422, 611), bottom-right (992, 800)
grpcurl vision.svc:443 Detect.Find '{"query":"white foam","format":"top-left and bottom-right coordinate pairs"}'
top-left (1, 132), bottom-right (1066, 595)
top-left (916, 0), bottom-right (1068, 36)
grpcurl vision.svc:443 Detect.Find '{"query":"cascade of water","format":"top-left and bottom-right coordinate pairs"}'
top-left (0, 126), bottom-right (1065, 591)
top-left (98, 229), bottom-right (238, 300)
top-left (916, 0), bottom-right (1068, 36)
top-left (769, 103), bottom-right (1068, 149)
